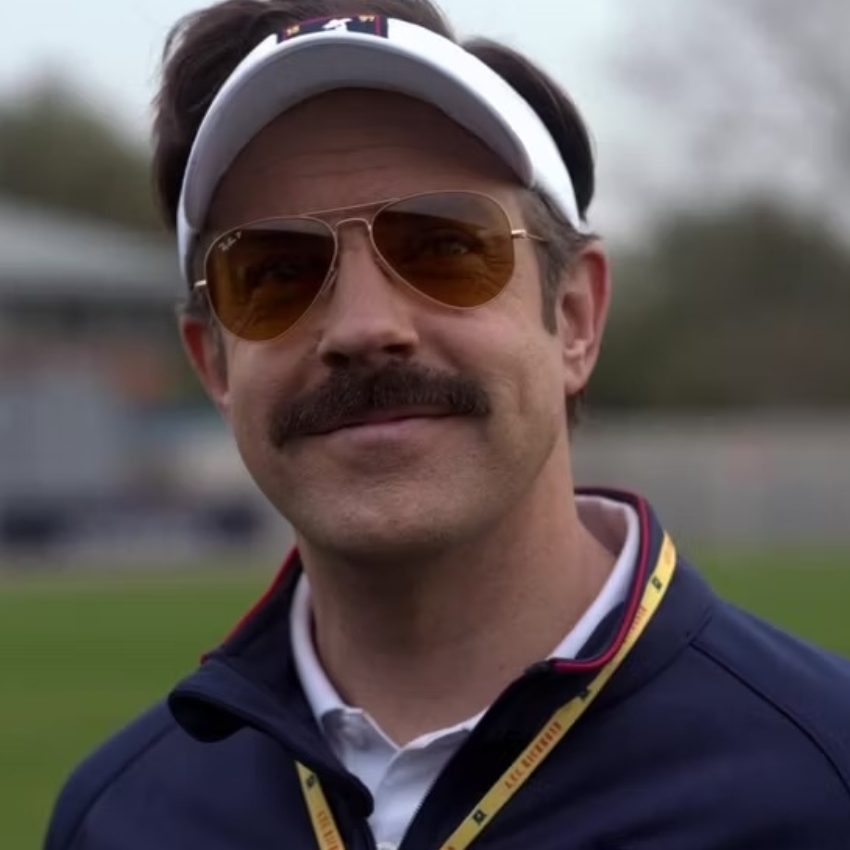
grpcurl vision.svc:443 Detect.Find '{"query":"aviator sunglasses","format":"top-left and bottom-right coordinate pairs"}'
top-left (195, 190), bottom-right (544, 342)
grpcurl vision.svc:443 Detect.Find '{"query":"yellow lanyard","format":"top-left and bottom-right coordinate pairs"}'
top-left (297, 534), bottom-right (677, 850)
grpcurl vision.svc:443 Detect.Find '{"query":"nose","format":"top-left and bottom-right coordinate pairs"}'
top-left (316, 226), bottom-right (420, 369)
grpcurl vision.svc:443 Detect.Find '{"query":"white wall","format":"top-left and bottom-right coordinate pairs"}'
top-left (573, 414), bottom-right (850, 548)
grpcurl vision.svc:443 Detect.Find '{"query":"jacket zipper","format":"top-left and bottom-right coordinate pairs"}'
top-left (396, 774), bottom-right (443, 850)
top-left (394, 663), bottom-right (558, 850)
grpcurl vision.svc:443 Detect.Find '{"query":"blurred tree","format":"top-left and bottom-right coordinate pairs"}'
top-left (592, 200), bottom-right (850, 410)
top-left (618, 0), bottom-right (850, 225)
top-left (588, 0), bottom-right (850, 411)
top-left (0, 77), bottom-right (161, 232)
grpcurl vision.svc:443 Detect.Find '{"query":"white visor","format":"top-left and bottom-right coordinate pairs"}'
top-left (176, 14), bottom-right (585, 283)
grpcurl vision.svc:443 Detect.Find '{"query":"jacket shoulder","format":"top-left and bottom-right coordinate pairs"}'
top-left (43, 701), bottom-right (177, 850)
top-left (695, 596), bottom-right (850, 788)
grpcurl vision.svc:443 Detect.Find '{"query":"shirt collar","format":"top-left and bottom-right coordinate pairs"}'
top-left (291, 574), bottom-right (345, 724)
top-left (291, 495), bottom-right (640, 735)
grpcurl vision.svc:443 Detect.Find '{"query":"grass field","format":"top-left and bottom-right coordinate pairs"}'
top-left (2, 553), bottom-right (849, 849)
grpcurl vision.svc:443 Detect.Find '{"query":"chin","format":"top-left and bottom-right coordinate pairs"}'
top-left (288, 490), bottom-right (476, 565)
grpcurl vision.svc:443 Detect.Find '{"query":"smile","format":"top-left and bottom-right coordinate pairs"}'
top-left (313, 409), bottom-right (454, 436)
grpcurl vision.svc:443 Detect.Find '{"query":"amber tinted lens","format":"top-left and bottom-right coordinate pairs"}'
top-left (372, 192), bottom-right (515, 308)
top-left (205, 219), bottom-right (335, 341)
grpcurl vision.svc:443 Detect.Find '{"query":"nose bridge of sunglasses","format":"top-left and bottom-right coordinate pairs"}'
top-left (323, 215), bottom-right (386, 273)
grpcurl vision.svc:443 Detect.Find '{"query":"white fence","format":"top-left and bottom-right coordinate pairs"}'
top-left (2, 412), bottom-right (848, 565)
top-left (180, 412), bottom-right (850, 551)
top-left (573, 414), bottom-right (850, 548)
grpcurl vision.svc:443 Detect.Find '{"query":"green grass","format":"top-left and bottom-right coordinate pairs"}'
top-left (0, 569), bottom-right (270, 850)
top-left (697, 549), bottom-right (850, 655)
top-left (2, 553), bottom-right (849, 849)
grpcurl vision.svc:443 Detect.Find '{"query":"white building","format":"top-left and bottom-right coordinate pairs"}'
top-left (0, 197), bottom-right (276, 563)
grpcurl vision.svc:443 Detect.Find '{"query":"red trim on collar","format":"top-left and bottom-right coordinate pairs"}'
top-left (206, 489), bottom-right (654, 668)
top-left (550, 491), bottom-right (652, 673)
top-left (200, 547), bottom-right (300, 662)
top-left (228, 547), bottom-right (300, 641)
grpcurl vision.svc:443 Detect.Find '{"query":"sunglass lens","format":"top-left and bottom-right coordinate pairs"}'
top-left (205, 219), bottom-right (335, 341)
top-left (372, 193), bottom-right (515, 308)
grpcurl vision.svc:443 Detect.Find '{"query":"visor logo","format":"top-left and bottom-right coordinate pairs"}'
top-left (322, 17), bottom-right (354, 31)
top-left (280, 14), bottom-right (388, 41)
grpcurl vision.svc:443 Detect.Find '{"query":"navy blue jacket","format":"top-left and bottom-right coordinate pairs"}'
top-left (45, 492), bottom-right (850, 849)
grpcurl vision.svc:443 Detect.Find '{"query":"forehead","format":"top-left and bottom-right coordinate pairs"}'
top-left (205, 89), bottom-right (521, 231)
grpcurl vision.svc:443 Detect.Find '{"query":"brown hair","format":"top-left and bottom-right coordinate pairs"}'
top-left (153, 0), bottom-right (597, 421)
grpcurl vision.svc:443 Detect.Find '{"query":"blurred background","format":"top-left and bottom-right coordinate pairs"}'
top-left (1, 0), bottom-right (849, 845)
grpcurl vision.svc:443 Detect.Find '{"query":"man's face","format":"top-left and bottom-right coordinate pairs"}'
top-left (183, 90), bottom-right (609, 562)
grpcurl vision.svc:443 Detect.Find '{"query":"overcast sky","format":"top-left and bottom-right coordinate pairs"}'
top-left (3, 1), bottom-right (843, 239)
top-left (2, 1), bottom-right (656, 235)
top-left (1, 1), bottom-right (628, 135)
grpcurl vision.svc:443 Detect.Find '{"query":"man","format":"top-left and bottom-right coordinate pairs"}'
top-left (45, 1), bottom-right (850, 848)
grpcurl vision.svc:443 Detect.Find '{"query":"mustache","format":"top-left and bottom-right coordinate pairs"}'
top-left (269, 362), bottom-right (491, 445)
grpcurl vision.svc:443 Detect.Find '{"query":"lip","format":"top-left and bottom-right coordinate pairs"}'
top-left (313, 410), bottom-right (452, 436)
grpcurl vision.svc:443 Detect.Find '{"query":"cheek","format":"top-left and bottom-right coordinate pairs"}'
top-left (446, 299), bottom-right (564, 423)
top-left (509, 335), bottom-right (565, 423)
top-left (224, 344), bottom-right (288, 445)
top-left (491, 278), bottom-right (563, 403)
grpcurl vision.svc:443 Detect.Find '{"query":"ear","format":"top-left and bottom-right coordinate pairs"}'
top-left (555, 241), bottom-right (611, 398)
top-left (178, 314), bottom-right (232, 419)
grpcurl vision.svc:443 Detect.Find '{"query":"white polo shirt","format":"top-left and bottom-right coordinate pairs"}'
top-left (290, 496), bottom-right (640, 849)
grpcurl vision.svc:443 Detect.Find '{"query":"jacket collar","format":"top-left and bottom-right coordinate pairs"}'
top-left (169, 489), bottom-right (715, 795)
